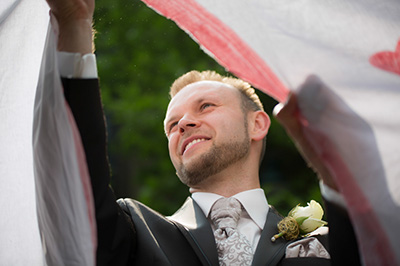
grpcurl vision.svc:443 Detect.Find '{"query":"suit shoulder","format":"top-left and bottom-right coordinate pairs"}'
top-left (117, 198), bottom-right (173, 224)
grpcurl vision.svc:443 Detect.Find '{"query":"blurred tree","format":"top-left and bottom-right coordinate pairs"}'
top-left (94, 0), bottom-right (322, 216)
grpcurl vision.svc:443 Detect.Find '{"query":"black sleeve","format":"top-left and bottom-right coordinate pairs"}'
top-left (62, 78), bottom-right (135, 266)
top-left (324, 199), bottom-right (361, 266)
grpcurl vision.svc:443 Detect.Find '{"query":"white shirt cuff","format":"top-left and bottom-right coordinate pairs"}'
top-left (319, 180), bottom-right (347, 209)
top-left (57, 52), bottom-right (98, 79)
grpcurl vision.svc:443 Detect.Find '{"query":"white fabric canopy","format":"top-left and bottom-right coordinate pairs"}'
top-left (0, 0), bottom-right (47, 264)
top-left (142, 0), bottom-right (400, 265)
top-left (1, 0), bottom-right (399, 264)
top-left (33, 15), bottom-right (97, 266)
top-left (1, 1), bottom-right (96, 265)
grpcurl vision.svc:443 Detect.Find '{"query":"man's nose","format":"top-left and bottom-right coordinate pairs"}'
top-left (178, 115), bottom-right (199, 134)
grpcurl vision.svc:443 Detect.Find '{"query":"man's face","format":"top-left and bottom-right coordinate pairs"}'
top-left (164, 81), bottom-right (251, 187)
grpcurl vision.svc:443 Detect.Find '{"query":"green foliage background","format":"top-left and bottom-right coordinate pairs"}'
top-left (93, 0), bottom-right (322, 216)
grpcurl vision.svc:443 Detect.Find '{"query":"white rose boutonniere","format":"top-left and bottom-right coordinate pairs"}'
top-left (271, 200), bottom-right (327, 242)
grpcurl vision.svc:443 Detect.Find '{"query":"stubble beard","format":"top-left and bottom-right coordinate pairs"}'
top-left (177, 131), bottom-right (250, 187)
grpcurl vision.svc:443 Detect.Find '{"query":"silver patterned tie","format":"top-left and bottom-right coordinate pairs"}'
top-left (210, 197), bottom-right (253, 266)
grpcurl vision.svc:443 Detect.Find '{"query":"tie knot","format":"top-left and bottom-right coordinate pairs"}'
top-left (210, 197), bottom-right (242, 229)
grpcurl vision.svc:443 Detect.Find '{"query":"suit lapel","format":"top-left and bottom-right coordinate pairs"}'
top-left (251, 207), bottom-right (288, 266)
top-left (169, 197), bottom-right (219, 266)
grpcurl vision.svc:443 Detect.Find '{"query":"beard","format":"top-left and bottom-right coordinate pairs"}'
top-left (176, 132), bottom-right (250, 187)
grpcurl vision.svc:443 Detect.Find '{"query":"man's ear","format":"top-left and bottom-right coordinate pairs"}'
top-left (249, 111), bottom-right (270, 141)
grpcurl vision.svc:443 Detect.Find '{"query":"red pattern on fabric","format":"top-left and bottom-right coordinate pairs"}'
top-left (142, 0), bottom-right (289, 102)
top-left (370, 39), bottom-right (400, 76)
top-left (301, 124), bottom-right (396, 266)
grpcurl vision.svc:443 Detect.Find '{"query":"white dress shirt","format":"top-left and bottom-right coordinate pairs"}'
top-left (192, 189), bottom-right (269, 252)
top-left (58, 51), bottom-right (98, 78)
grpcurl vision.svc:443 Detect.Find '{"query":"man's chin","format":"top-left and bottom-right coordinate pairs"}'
top-left (176, 163), bottom-right (213, 188)
top-left (177, 171), bottom-right (209, 188)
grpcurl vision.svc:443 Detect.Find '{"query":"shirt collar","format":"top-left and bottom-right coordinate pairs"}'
top-left (191, 188), bottom-right (269, 229)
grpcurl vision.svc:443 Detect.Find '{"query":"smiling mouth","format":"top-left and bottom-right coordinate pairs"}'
top-left (182, 138), bottom-right (208, 155)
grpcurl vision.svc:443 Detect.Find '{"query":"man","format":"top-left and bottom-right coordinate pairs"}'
top-left (47, 0), bottom-right (360, 265)
top-left (165, 71), bottom-right (269, 196)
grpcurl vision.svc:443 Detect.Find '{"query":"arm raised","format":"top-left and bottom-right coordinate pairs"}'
top-left (46, 0), bottom-right (95, 54)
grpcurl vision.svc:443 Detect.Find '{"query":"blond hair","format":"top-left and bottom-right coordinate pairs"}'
top-left (170, 70), bottom-right (264, 112)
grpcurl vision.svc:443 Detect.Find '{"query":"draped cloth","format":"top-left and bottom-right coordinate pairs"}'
top-left (32, 15), bottom-right (97, 266)
top-left (1, 0), bottom-right (400, 265)
top-left (0, 0), bottom-right (48, 264)
top-left (1, 0), bottom-right (96, 265)
top-left (141, 0), bottom-right (400, 265)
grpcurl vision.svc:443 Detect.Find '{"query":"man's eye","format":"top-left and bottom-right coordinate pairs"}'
top-left (200, 103), bottom-right (213, 110)
top-left (169, 122), bottom-right (178, 132)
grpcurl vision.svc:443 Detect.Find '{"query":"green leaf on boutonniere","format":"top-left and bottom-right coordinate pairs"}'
top-left (295, 216), bottom-right (309, 226)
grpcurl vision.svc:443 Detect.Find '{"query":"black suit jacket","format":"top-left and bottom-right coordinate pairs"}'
top-left (63, 78), bottom-right (359, 266)
top-left (117, 197), bottom-right (324, 266)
